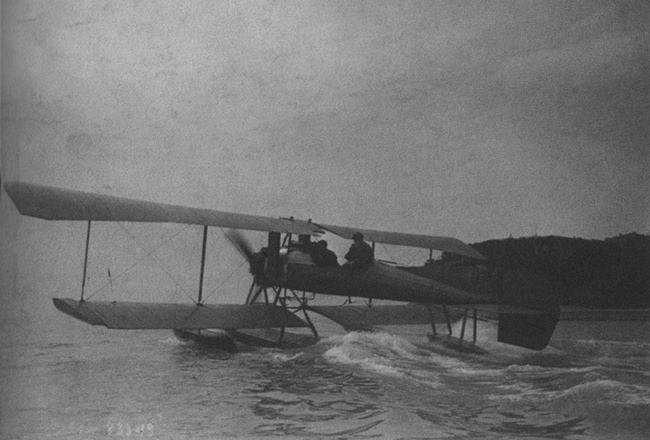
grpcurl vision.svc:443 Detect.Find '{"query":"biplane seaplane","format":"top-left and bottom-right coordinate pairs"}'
top-left (4, 181), bottom-right (560, 353)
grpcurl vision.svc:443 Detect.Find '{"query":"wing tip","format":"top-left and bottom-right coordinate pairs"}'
top-left (53, 298), bottom-right (105, 326)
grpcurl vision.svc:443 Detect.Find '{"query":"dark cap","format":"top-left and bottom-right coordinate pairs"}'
top-left (352, 232), bottom-right (364, 240)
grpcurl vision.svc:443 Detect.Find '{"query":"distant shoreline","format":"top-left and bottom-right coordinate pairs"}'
top-left (559, 307), bottom-right (650, 321)
top-left (470, 233), bottom-right (649, 309)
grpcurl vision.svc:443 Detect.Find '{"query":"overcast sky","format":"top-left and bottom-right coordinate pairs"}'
top-left (3, 0), bottom-right (648, 242)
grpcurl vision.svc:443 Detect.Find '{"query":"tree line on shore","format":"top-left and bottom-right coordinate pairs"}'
top-left (468, 233), bottom-right (649, 309)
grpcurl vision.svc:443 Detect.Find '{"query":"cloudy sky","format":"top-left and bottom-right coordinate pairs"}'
top-left (3, 0), bottom-right (648, 241)
top-left (1, 1), bottom-right (649, 323)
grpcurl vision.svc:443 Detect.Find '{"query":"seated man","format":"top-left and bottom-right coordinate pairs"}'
top-left (343, 232), bottom-right (373, 269)
top-left (309, 240), bottom-right (340, 267)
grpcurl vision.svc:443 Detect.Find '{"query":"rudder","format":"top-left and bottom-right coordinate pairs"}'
top-left (497, 310), bottom-right (560, 350)
top-left (496, 267), bottom-right (560, 350)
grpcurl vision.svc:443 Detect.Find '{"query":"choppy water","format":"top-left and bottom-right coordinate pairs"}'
top-left (1, 319), bottom-right (648, 439)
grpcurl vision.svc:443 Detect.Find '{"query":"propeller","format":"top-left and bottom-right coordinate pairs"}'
top-left (223, 229), bottom-right (266, 304)
top-left (224, 229), bottom-right (256, 266)
top-left (224, 229), bottom-right (268, 279)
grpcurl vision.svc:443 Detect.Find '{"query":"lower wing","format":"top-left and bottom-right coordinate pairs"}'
top-left (53, 298), bottom-right (308, 330)
top-left (309, 303), bottom-right (559, 351)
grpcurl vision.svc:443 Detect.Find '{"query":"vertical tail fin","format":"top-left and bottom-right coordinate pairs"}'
top-left (497, 309), bottom-right (560, 350)
top-left (496, 267), bottom-right (560, 350)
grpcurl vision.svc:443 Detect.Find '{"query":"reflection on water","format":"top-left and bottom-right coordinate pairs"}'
top-left (2, 321), bottom-right (649, 439)
top-left (244, 354), bottom-right (387, 436)
top-left (416, 405), bottom-right (588, 439)
top-left (247, 355), bottom-right (384, 397)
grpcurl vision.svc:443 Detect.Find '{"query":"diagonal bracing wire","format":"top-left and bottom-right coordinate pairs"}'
top-left (115, 223), bottom-right (200, 303)
top-left (200, 228), bottom-right (254, 303)
top-left (379, 242), bottom-right (397, 263)
top-left (85, 223), bottom-right (197, 302)
top-left (404, 248), bottom-right (425, 266)
top-left (201, 259), bottom-right (248, 304)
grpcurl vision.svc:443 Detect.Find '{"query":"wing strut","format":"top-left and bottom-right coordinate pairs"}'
top-left (459, 308), bottom-right (469, 343)
top-left (425, 304), bottom-right (437, 336)
top-left (197, 225), bottom-right (208, 305)
top-left (473, 309), bottom-right (478, 343)
top-left (443, 304), bottom-right (453, 335)
top-left (80, 220), bottom-right (92, 302)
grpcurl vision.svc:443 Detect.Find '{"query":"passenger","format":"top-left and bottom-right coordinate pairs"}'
top-left (343, 232), bottom-right (373, 269)
top-left (309, 240), bottom-right (340, 267)
top-left (319, 240), bottom-right (340, 267)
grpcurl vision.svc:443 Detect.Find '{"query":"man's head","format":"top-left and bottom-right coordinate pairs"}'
top-left (318, 240), bottom-right (328, 248)
top-left (352, 232), bottom-right (364, 241)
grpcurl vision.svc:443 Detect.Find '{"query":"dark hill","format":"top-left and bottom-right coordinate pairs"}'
top-left (468, 233), bottom-right (649, 308)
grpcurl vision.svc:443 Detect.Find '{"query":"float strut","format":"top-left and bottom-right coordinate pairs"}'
top-left (426, 304), bottom-right (437, 336)
top-left (197, 225), bottom-right (208, 305)
top-left (473, 309), bottom-right (478, 344)
top-left (80, 221), bottom-right (91, 302)
top-left (443, 304), bottom-right (453, 336)
top-left (302, 308), bottom-right (319, 339)
top-left (277, 327), bottom-right (285, 345)
top-left (248, 285), bottom-right (265, 305)
top-left (245, 279), bottom-right (257, 304)
top-left (459, 308), bottom-right (469, 343)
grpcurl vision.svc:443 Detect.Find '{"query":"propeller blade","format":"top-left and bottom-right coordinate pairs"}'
top-left (224, 229), bottom-right (267, 281)
top-left (224, 229), bottom-right (256, 264)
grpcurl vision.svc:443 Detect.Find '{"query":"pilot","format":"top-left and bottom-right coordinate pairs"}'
top-left (309, 240), bottom-right (340, 267)
top-left (343, 232), bottom-right (373, 269)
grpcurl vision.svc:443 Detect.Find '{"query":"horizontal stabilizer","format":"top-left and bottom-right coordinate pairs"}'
top-left (308, 304), bottom-right (453, 330)
top-left (53, 298), bottom-right (308, 330)
top-left (469, 304), bottom-right (558, 319)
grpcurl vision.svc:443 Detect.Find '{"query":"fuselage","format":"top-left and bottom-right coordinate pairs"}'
top-left (266, 249), bottom-right (486, 305)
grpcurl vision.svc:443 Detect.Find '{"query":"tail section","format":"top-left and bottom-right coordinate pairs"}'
top-left (497, 309), bottom-right (560, 350)
top-left (495, 267), bottom-right (560, 350)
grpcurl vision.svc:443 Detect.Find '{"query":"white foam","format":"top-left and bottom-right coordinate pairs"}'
top-left (324, 343), bottom-right (404, 377)
top-left (491, 377), bottom-right (650, 407)
top-left (502, 364), bottom-right (598, 375)
top-left (269, 352), bottom-right (302, 362)
top-left (323, 331), bottom-right (424, 378)
top-left (157, 336), bottom-right (182, 345)
top-left (557, 379), bottom-right (650, 405)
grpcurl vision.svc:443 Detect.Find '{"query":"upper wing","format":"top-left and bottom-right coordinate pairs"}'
top-left (5, 181), bottom-right (483, 259)
top-left (317, 223), bottom-right (485, 260)
top-left (53, 298), bottom-right (309, 329)
top-left (4, 181), bottom-right (322, 235)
